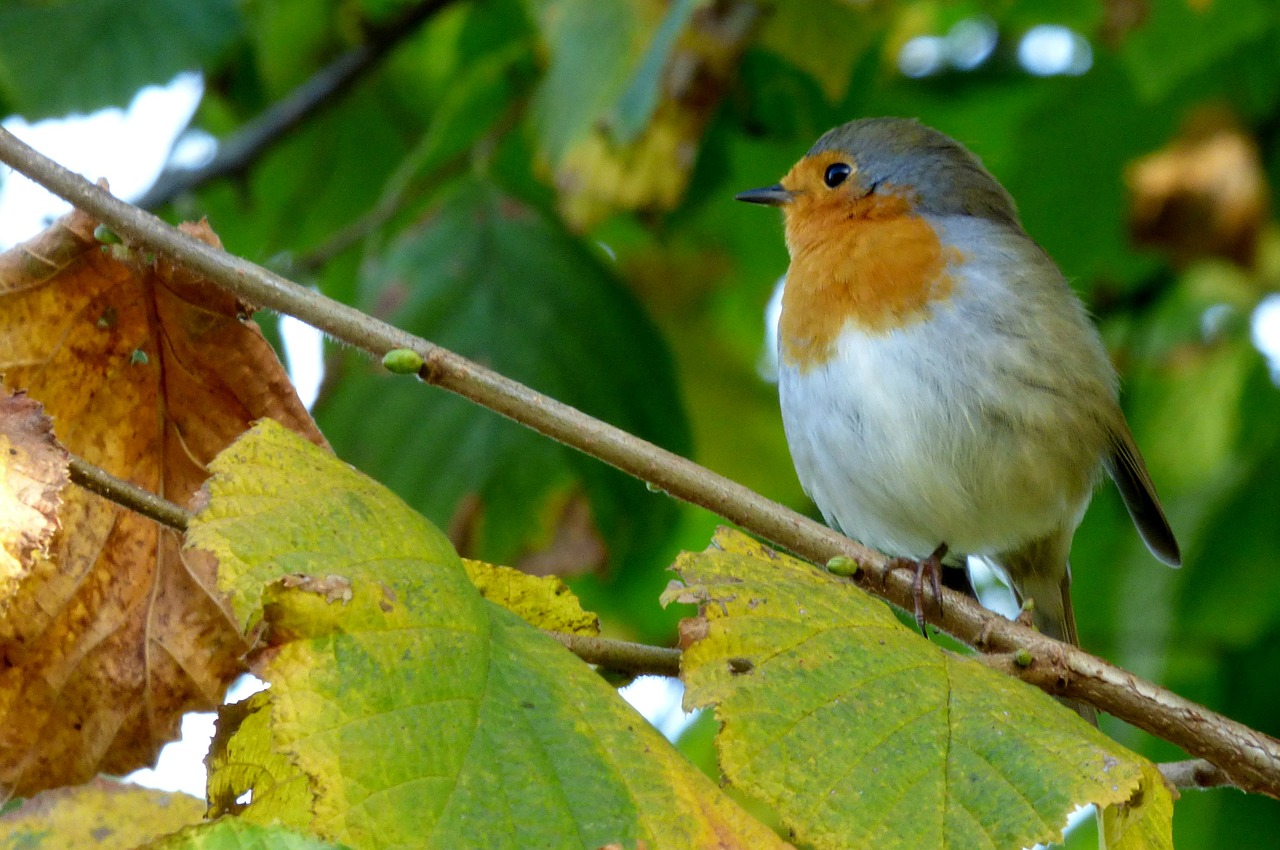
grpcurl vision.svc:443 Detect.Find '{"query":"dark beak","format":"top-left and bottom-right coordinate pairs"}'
top-left (734, 184), bottom-right (793, 206)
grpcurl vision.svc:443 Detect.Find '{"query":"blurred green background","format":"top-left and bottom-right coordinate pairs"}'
top-left (3, 0), bottom-right (1279, 844)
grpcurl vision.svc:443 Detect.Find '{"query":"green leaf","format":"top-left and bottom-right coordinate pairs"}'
top-left (755, 0), bottom-right (879, 102)
top-left (0, 778), bottom-right (203, 849)
top-left (1181, 428), bottom-right (1280, 648)
top-left (997, 56), bottom-right (1170, 289)
top-left (607, 0), bottom-right (698, 143)
top-left (238, 0), bottom-right (341, 96)
top-left (188, 420), bottom-right (792, 850)
top-left (196, 86), bottom-right (413, 266)
top-left (143, 819), bottom-right (351, 850)
top-left (527, 0), bottom-right (645, 164)
top-left (0, 0), bottom-right (241, 119)
top-left (195, 4), bottom-right (527, 271)
top-left (664, 528), bottom-right (1172, 850)
top-left (314, 179), bottom-right (689, 572)
top-left (1121, 0), bottom-right (1273, 103)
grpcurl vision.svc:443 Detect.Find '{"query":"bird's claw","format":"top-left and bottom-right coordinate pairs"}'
top-left (889, 543), bottom-right (949, 636)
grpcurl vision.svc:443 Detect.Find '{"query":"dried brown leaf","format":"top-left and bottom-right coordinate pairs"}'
top-left (0, 208), bottom-right (326, 796)
top-left (0, 391), bottom-right (69, 610)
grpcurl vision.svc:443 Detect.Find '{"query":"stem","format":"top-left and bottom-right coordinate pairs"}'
top-left (1159, 759), bottom-right (1233, 791)
top-left (3, 128), bottom-right (1279, 799)
top-left (548, 633), bottom-right (682, 679)
top-left (68, 456), bottom-right (192, 531)
top-left (134, 0), bottom-right (463, 210)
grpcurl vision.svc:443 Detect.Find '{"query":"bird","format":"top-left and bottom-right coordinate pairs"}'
top-left (736, 117), bottom-right (1180, 659)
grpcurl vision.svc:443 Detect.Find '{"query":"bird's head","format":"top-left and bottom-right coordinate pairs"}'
top-left (736, 117), bottom-right (1021, 255)
top-left (735, 118), bottom-right (1020, 362)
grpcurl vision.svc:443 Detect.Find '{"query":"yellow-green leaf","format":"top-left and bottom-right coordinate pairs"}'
top-left (663, 528), bottom-right (1168, 850)
top-left (143, 818), bottom-right (351, 850)
top-left (463, 558), bottom-right (600, 635)
top-left (0, 778), bottom-right (203, 849)
top-left (187, 420), bottom-right (792, 850)
top-left (206, 692), bottom-right (313, 828)
top-left (1102, 762), bottom-right (1175, 850)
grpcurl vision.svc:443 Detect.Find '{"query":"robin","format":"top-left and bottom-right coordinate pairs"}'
top-left (736, 117), bottom-right (1180, 657)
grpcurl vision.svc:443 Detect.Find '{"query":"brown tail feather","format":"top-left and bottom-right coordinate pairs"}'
top-left (1107, 425), bottom-right (1181, 567)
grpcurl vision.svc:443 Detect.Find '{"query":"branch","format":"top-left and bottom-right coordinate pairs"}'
top-left (62, 449), bottom-right (1264, 797)
top-left (548, 633), bottom-right (682, 679)
top-left (68, 455), bottom-right (191, 531)
top-left (4, 128), bottom-right (1280, 800)
top-left (1160, 758), bottom-right (1234, 791)
top-left (134, 0), bottom-right (463, 210)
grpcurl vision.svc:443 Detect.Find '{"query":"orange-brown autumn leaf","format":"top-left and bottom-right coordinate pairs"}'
top-left (0, 391), bottom-right (69, 610)
top-left (0, 207), bottom-right (326, 797)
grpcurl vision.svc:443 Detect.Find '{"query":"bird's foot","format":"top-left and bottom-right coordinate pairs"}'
top-left (888, 543), bottom-right (948, 636)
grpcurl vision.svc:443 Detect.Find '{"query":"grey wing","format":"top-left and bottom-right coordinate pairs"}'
top-left (1106, 424), bottom-right (1181, 567)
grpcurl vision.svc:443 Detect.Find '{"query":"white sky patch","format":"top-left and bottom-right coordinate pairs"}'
top-left (122, 674), bottom-right (268, 798)
top-left (279, 313), bottom-right (326, 410)
top-left (123, 711), bottom-right (216, 799)
top-left (898, 17), bottom-right (998, 78)
top-left (619, 675), bottom-right (698, 741)
top-left (1251, 294), bottom-right (1280, 379)
top-left (759, 274), bottom-right (785, 383)
top-left (0, 72), bottom-right (203, 248)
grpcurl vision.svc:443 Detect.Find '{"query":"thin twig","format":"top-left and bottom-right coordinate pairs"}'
top-left (1160, 758), bottom-right (1235, 791)
top-left (66, 456), bottom-right (681, 677)
top-left (134, 0), bottom-right (463, 210)
top-left (59, 454), bottom-right (1257, 796)
top-left (548, 633), bottom-right (682, 679)
top-left (3, 128), bottom-right (1280, 800)
top-left (66, 453), bottom-right (680, 678)
top-left (68, 456), bottom-right (192, 531)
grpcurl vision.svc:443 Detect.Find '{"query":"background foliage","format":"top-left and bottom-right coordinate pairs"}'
top-left (2, 0), bottom-right (1280, 846)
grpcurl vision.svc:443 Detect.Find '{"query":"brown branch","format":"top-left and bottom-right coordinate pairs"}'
top-left (1160, 758), bottom-right (1235, 791)
top-left (68, 456), bottom-right (192, 531)
top-left (3, 127), bottom-right (1280, 800)
top-left (548, 633), bottom-right (682, 679)
top-left (134, 0), bottom-right (463, 210)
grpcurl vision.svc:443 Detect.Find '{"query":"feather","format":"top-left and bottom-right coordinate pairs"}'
top-left (1106, 424), bottom-right (1181, 567)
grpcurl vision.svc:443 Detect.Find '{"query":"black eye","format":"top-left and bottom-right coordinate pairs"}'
top-left (823, 162), bottom-right (852, 188)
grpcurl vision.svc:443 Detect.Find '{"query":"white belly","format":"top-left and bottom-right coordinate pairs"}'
top-left (778, 304), bottom-right (1101, 561)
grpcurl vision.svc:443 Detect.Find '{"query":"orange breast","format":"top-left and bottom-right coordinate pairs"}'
top-left (778, 180), bottom-right (959, 371)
